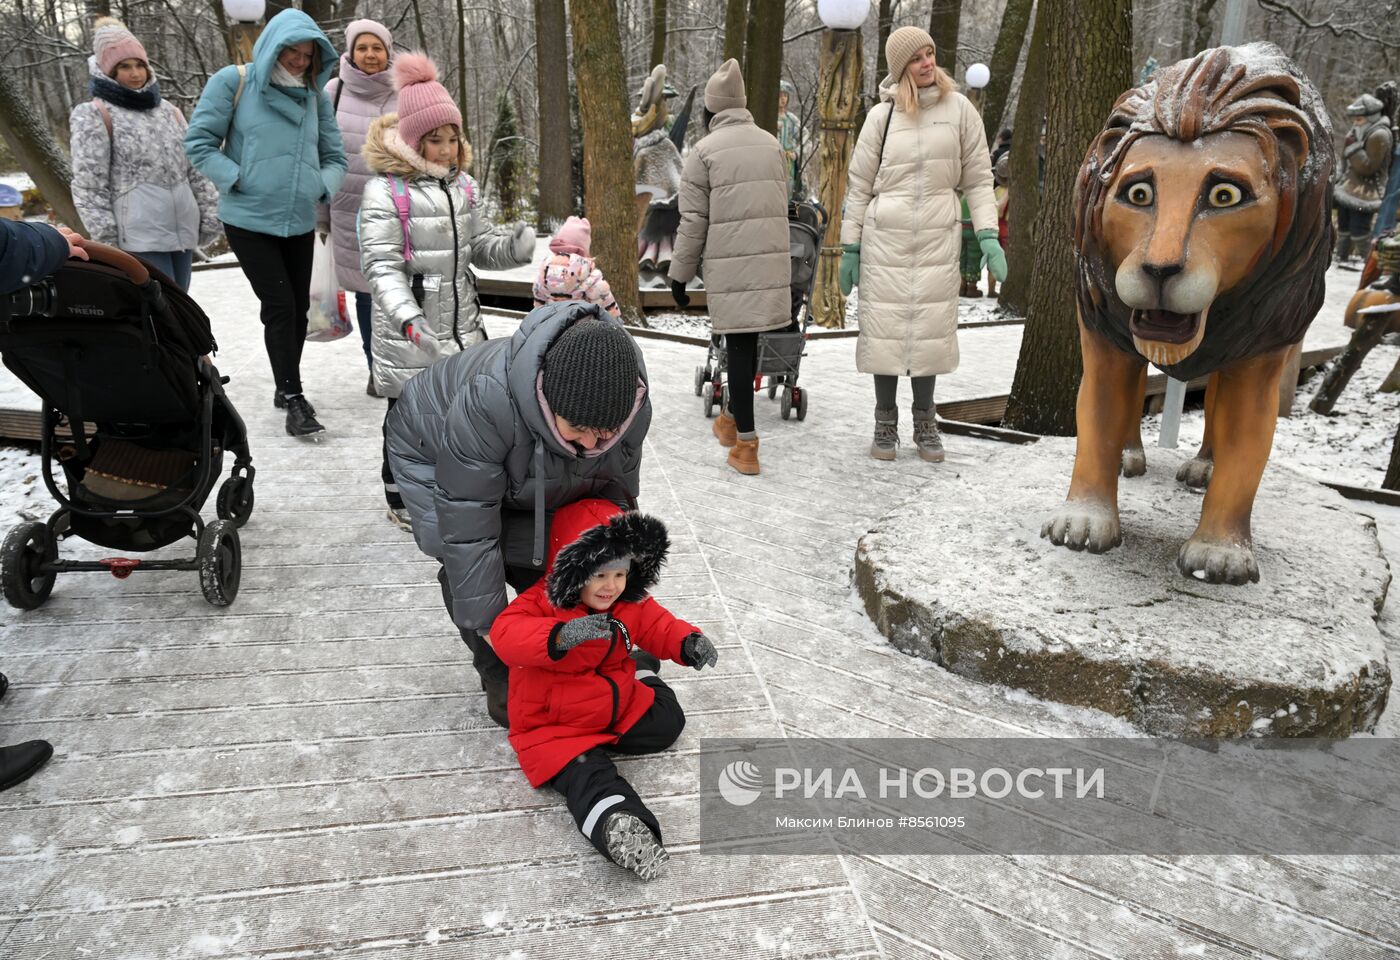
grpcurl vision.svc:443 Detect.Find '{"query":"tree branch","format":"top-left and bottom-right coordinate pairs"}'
top-left (1254, 0), bottom-right (1400, 51)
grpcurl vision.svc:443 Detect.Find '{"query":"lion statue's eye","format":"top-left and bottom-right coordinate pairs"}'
top-left (1125, 182), bottom-right (1154, 206)
top-left (1209, 183), bottom-right (1244, 208)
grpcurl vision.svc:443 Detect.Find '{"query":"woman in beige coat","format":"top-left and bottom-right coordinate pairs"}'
top-left (669, 58), bottom-right (791, 477)
top-left (839, 26), bottom-right (1004, 462)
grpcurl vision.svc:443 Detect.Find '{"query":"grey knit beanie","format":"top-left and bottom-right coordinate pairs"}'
top-left (705, 58), bottom-right (746, 113)
top-left (543, 320), bottom-right (639, 432)
top-left (885, 25), bottom-right (936, 84)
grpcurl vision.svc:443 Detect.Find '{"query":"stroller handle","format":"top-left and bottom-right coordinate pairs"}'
top-left (77, 240), bottom-right (151, 285)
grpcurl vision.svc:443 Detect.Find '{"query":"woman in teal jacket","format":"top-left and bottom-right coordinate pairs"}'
top-left (185, 9), bottom-right (347, 437)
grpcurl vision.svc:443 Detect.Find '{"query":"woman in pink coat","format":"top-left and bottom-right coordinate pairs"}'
top-left (320, 19), bottom-right (396, 392)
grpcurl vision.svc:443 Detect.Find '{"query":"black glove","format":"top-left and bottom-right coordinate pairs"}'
top-left (555, 613), bottom-right (614, 653)
top-left (681, 632), bottom-right (718, 671)
top-left (670, 279), bottom-right (691, 309)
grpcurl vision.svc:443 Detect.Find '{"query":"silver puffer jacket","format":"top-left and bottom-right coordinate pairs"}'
top-left (359, 113), bottom-right (534, 398)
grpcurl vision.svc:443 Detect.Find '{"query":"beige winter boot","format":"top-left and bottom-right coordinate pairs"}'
top-left (728, 436), bottom-right (760, 475)
top-left (713, 411), bottom-right (738, 447)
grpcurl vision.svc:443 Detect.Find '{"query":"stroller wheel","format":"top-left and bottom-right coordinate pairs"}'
top-left (693, 366), bottom-right (707, 397)
top-left (2, 522), bottom-right (56, 610)
top-left (796, 387), bottom-right (809, 421)
top-left (780, 386), bottom-right (793, 421)
top-left (701, 381), bottom-right (716, 418)
top-left (198, 520), bottom-right (241, 607)
top-left (216, 476), bottom-right (256, 529)
top-left (767, 378), bottom-right (779, 400)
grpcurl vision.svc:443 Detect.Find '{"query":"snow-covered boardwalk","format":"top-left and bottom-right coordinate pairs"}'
top-left (1, 267), bottom-right (1396, 958)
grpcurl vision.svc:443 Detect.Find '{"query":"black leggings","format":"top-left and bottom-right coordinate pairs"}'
top-left (224, 224), bottom-right (314, 396)
top-left (382, 397), bottom-right (402, 509)
top-left (726, 332), bottom-right (759, 434)
top-left (874, 374), bottom-right (936, 411)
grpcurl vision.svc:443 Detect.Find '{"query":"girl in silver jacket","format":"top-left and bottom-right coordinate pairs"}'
top-left (359, 52), bottom-right (534, 527)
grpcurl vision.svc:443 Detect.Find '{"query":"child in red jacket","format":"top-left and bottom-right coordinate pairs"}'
top-left (490, 498), bottom-right (719, 880)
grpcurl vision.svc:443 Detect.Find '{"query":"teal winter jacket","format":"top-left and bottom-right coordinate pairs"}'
top-left (184, 10), bottom-right (347, 237)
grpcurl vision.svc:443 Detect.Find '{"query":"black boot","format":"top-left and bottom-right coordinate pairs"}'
top-left (273, 391), bottom-right (316, 416)
top-left (284, 394), bottom-right (325, 437)
top-left (0, 740), bottom-right (53, 792)
top-left (463, 631), bottom-right (510, 729)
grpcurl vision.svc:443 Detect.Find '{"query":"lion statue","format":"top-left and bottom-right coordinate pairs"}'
top-left (1043, 43), bottom-right (1334, 585)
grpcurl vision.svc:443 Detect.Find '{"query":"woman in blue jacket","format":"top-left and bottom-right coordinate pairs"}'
top-left (185, 9), bottom-right (347, 437)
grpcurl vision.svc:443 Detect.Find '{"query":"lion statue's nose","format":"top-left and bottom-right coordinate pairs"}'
top-left (1142, 261), bottom-right (1184, 283)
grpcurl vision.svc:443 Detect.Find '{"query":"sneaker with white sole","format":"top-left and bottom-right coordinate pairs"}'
top-left (386, 506), bottom-right (412, 531)
top-left (601, 811), bottom-right (669, 880)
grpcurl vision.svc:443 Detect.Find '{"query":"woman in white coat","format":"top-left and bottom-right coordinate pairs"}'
top-left (839, 26), bottom-right (1004, 462)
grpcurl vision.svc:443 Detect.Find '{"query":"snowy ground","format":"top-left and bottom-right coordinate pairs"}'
top-left (0, 265), bottom-right (1397, 956)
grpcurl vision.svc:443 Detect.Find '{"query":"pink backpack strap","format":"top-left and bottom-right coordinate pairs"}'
top-left (389, 175), bottom-right (413, 262)
top-left (457, 173), bottom-right (475, 209)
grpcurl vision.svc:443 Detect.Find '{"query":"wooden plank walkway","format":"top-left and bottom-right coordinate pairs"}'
top-left (0, 266), bottom-right (1395, 958)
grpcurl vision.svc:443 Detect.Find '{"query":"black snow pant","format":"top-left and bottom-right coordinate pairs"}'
top-left (547, 677), bottom-right (686, 857)
top-left (382, 397), bottom-right (403, 509)
top-left (224, 223), bottom-right (314, 397)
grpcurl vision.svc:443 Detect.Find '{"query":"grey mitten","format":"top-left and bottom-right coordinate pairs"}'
top-left (510, 222), bottom-right (536, 265)
top-left (681, 632), bottom-right (718, 671)
top-left (556, 613), bottom-right (614, 652)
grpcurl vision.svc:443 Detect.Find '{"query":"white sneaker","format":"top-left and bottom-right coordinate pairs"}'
top-left (386, 507), bottom-right (412, 531)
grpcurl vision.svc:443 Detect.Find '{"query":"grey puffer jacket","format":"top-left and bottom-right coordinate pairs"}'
top-left (321, 55), bottom-right (396, 292)
top-left (70, 58), bottom-right (220, 251)
top-left (668, 108), bottom-right (791, 335)
top-left (359, 113), bottom-right (533, 398)
top-left (385, 302), bottom-right (650, 633)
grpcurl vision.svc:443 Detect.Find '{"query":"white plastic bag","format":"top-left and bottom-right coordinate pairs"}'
top-left (306, 237), bottom-right (353, 342)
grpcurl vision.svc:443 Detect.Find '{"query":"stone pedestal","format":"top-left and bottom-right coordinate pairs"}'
top-left (854, 439), bottom-right (1392, 736)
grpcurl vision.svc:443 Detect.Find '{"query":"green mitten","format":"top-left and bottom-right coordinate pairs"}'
top-left (838, 242), bottom-right (861, 296)
top-left (977, 229), bottom-right (1007, 283)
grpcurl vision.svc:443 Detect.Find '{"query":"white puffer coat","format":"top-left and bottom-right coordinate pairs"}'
top-left (841, 80), bottom-right (997, 376)
top-left (323, 55), bottom-right (396, 292)
top-left (359, 114), bottom-right (530, 398)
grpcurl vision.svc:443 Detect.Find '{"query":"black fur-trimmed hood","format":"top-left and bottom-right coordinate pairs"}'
top-left (545, 500), bottom-right (670, 609)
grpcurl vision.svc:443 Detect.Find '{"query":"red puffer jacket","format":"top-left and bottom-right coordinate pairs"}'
top-left (491, 499), bottom-right (699, 786)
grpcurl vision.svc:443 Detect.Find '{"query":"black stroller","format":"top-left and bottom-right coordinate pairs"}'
top-left (0, 243), bottom-right (254, 609)
top-left (694, 200), bottom-right (827, 422)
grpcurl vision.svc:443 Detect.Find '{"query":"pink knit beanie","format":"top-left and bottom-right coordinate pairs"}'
top-left (550, 217), bottom-right (592, 257)
top-left (393, 52), bottom-right (462, 150)
top-left (344, 19), bottom-right (392, 57)
top-left (93, 16), bottom-right (148, 77)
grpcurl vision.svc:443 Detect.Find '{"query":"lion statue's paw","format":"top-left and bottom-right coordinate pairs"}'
top-left (1177, 537), bottom-right (1259, 585)
top-left (1120, 445), bottom-right (1147, 478)
top-left (1176, 456), bottom-right (1214, 490)
top-left (1041, 501), bottom-right (1122, 554)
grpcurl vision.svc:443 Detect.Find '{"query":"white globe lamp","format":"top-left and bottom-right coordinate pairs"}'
top-left (223, 0), bottom-right (265, 24)
top-left (965, 62), bottom-right (991, 90)
top-left (817, 0), bottom-right (870, 30)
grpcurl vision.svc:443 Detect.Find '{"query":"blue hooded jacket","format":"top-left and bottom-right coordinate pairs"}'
top-left (184, 10), bottom-right (347, 237)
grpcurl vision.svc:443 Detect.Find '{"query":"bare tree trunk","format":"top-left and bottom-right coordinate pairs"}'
top-left (745, 0), bottom-right (783, 135)
top-left (1003, 0), bottom-right (1133, 436)
top-left (997, 3), bottom-right (1048, 315)
top-left (0, 67), bottom-right (85, 234)
top-left (981, 0), bottom-right (1033, 144)
top-left (875, 0), bottom-right (892, 83)
top-left (1309, 312), bottom-right (1391, 414)
top-left (409, 0), bottom-right (428, 51)
top-left (535, 0), bottom-right (574, 228)
top-left (455, 0), bottom-right (472, 145)
top-left (1385, 423), bottom-right (1400, 490)
top-left (302, 0), bottom-right (333, 23)
top-left (1193, 0), bottom-right (1218, 54)
top-left (569, 0), bottom-right (641, 317)
top-left (723, 0), bottom-right (747, 65)
top-left (928, 0), bottom-right (962, 80)
top-left (650, 0), bottom-right (667, 68)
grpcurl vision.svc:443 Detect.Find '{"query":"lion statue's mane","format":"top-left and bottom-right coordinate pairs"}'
top-left (1073, 42), bottom-right (1334, 381)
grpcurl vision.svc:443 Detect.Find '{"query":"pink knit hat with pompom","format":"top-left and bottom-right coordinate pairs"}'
top-left (394, 52), bottom-right (462, 150)
top-left (93, 17), bottom-right (148, 77)
top-left (549, 217), bottom-right (592, 257)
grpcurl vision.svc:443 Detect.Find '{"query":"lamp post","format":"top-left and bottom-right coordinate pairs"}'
top-left (813, 0), bottom-right (870, 329)
top-left (223, 0), bottom-right (265, 65)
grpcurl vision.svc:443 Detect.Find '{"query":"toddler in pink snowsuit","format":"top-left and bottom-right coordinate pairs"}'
top-left (532, 216), bottom-right (622, 318)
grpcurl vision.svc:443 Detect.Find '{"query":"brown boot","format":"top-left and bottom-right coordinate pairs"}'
top-left (712, 411), bottom-right (737, 447)
top-left (728, 436), bottom-right (760, 475)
